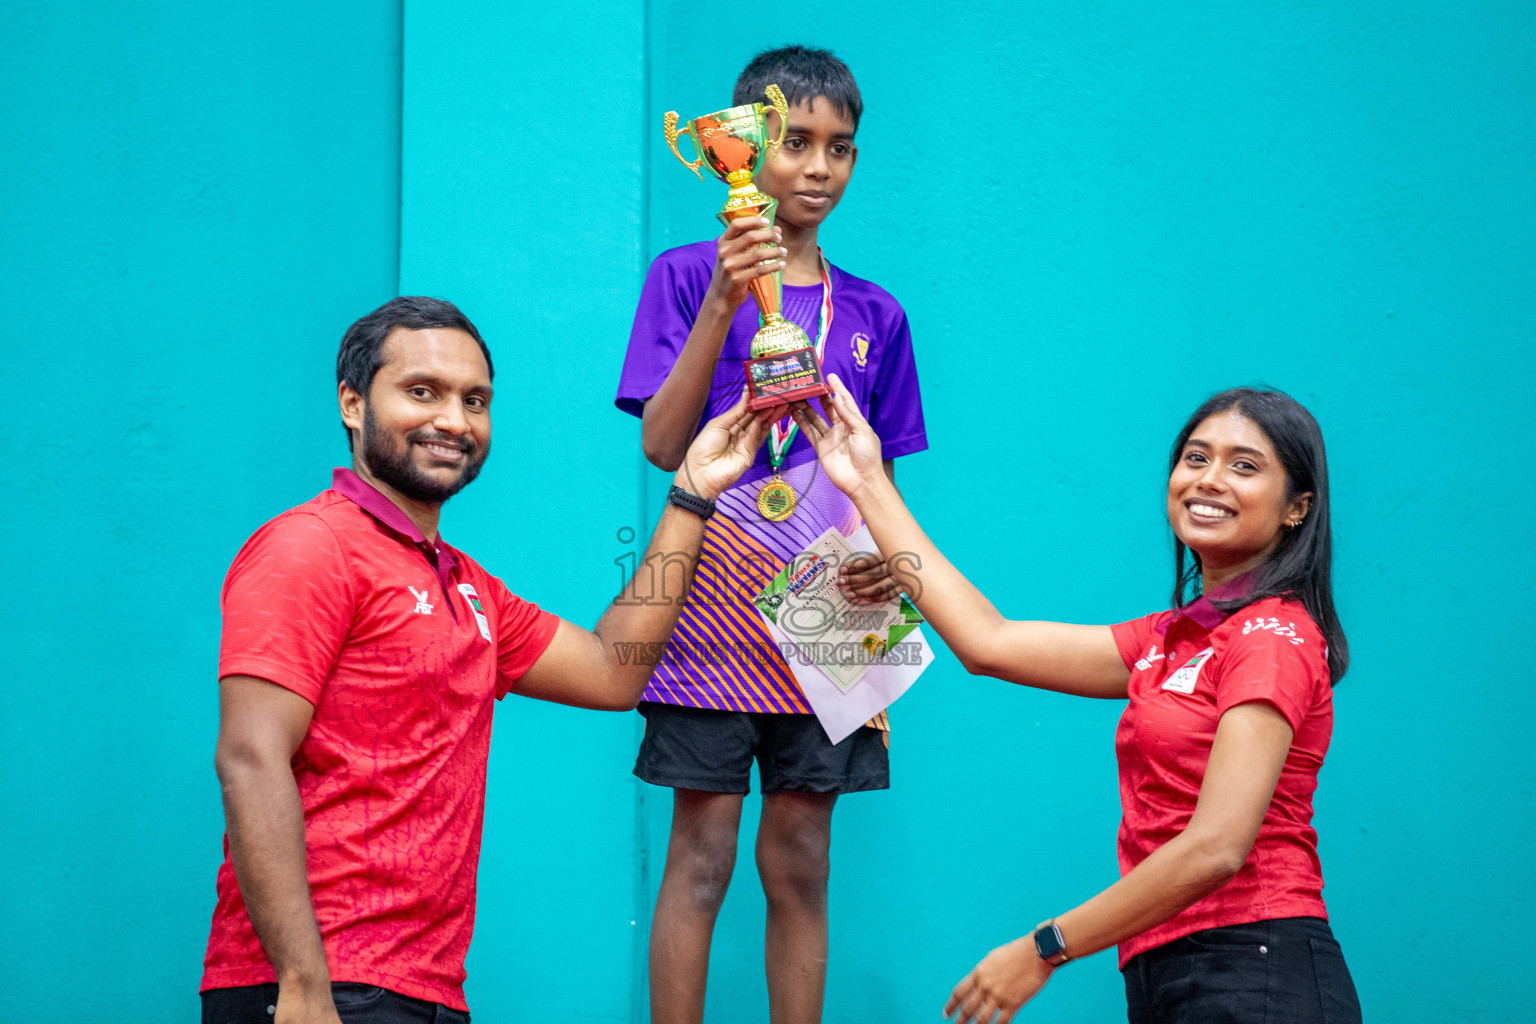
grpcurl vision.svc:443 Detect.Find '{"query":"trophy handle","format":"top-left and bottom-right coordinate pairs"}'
top-left (765, 84), bottom-right (789, 149)
top-left (663, 111), bottom-right (704, 180)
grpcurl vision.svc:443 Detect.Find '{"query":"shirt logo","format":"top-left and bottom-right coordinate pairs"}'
top-left (1135, 645), bottom-right (1165, 671)
top-left (1163, 647), bottom-right (1214, 694)
top-left (851, 333), bottom-right (870, 371)
top-left (408, 586), bottom-right (434, 616)
top-left (458, 583), bottom-right (493, 642)
top-left (1242, 616), bottom-right (1306, 645)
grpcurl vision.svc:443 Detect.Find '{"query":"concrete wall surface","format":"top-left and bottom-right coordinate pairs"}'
top-left (1, 2), bottom-right (402, 1020)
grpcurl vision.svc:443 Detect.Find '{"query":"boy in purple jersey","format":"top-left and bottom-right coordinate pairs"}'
top-left (615, 46), bottom-right (927, 1023)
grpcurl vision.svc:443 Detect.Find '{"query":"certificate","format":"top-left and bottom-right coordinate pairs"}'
top-left (752, 527), bottom-right (932, 741)
top-left (753, 523), bottom-right (928, 696)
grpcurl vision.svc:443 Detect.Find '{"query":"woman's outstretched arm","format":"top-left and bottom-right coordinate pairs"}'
top-left (944, 702), bottom-right (1295, 1023)
top-left (794, 377), bottom-right (1130, 699)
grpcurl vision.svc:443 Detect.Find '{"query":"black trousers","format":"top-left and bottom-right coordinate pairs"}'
top-left (1123, 917), bottom-right (1361, 1024)
top-left (201, 983), bottom-right (470, 1024)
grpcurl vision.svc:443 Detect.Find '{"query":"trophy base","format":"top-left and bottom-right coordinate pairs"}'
top-left (745, 346), bottom-right (833, 410)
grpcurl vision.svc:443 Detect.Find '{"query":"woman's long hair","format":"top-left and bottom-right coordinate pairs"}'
top-left (1168, 388), bottom-right (1348, 684)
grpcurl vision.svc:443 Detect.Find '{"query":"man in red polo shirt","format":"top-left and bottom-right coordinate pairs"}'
top-left (202, 296), bottom-right (772, 1024)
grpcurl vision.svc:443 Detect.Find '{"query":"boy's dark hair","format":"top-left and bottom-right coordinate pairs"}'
top-left (734, 46), bottom-right (862, 131)
top-left (1168, 387), bottom-right (1349, 685)
top-left (335, 296), bottom-right (493, 448)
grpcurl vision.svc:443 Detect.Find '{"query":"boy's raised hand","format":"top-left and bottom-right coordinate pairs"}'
top-left (675, 388), bottom-right (775, 500)
top-left (706, 216), bottom-right (786, 312)
top-left (791, 374), bottom-right (886, 501)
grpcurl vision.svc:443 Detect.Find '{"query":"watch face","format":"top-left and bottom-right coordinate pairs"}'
top-left (1034, 925), bottom-right (1064, 960)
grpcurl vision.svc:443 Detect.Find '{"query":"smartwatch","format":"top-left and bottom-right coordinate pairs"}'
top-left (667, 484), bottom-right (717, 520)
top-left (1033, 921), bottom-right (1071, 967)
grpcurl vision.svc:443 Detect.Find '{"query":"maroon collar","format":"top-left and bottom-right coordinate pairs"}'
top-left (332, 468), bottom-right (458, 592)
top-left (1154, 569), bottom-right (1258, 636)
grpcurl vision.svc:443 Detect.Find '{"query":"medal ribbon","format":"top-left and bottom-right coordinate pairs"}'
top-left (766, 250), bottom-right (833, 473)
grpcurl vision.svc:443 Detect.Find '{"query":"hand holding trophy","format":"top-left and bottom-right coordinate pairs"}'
top-left (664, 85), bottom-right (833, 413)
top-left (790, 375), bottom-right (886, 503)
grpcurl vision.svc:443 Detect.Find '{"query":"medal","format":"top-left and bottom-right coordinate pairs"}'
top-left (757, 475), bottom-right (797, 521)
top-left (757, 252), bottom-right (833, 521)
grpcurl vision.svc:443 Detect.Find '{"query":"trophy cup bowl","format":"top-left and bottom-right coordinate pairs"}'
top-left (664, 85), bottom-right (833, 410)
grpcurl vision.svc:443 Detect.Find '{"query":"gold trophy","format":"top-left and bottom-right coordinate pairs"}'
top-left (664, 85), bottom-right (832, 412)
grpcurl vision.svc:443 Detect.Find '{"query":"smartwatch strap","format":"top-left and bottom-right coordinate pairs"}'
top-left (667, 485), bottom-right (716, 520)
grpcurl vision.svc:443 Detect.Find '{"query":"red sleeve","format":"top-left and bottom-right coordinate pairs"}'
top-left (1214, 607), bottom-right (1328, 732)
top-left (488, 577), bottom-right (561, 699)
top-left (219, 512), bottom-right (354, 705)
top-left (1109, 612), bottom-right (1164, 670)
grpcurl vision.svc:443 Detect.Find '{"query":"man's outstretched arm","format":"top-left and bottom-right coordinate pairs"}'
top-left (215, 677), bottom-right (342, 1024)
top-left (515, 393), bottom-right (772, 710)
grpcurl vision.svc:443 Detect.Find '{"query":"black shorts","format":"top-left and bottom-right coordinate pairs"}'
top-left (202, 983), bottom-right (470, 1023)
top-left (633, 701), bottom-right (890, 795)
top-left (1123, 917), bottom-right (1361, 1024)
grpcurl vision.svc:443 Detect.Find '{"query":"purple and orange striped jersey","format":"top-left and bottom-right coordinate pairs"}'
top-left (617, 241), bottom-right (927, 715)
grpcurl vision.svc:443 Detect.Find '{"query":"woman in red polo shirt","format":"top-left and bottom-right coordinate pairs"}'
top-left (794, 382), bottom-right (1362, 1023)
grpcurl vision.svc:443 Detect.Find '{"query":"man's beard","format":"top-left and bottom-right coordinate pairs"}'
top-left (361, 406), bottom-right (488, 503)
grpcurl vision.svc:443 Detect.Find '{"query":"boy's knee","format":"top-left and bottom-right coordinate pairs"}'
top-left (757, 827), bottom-right (831, 908)
top-left (675, 829), bottom-right (738, 911)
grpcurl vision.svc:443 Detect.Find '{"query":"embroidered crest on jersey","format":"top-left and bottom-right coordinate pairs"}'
top-left (1135, 645), bottom-right (1165, 671)
top-left (1163, 647), bottom-right (1214, 694)
top-left (851, 333), bottom-right (870, 370)
top-left (408, 586), bottom-right (433, 615)
top-left (1242, 616), bottom-right (1306, 645)
top-left (458, 583), bottom-right (493, 641)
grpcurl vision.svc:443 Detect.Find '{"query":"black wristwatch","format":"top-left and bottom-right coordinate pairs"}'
top-left (667, 485), bottom-right (717, 520)
top-left (1033, 921), bottom-right (1071, 967)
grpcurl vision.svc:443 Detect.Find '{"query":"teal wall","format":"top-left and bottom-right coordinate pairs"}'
top-left (1, 3), bottom-right (402, 1021)
top-left (398, 2), bottom-right (648, 1019)
top-left (4, 2), bottom-right (1532, 1021)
